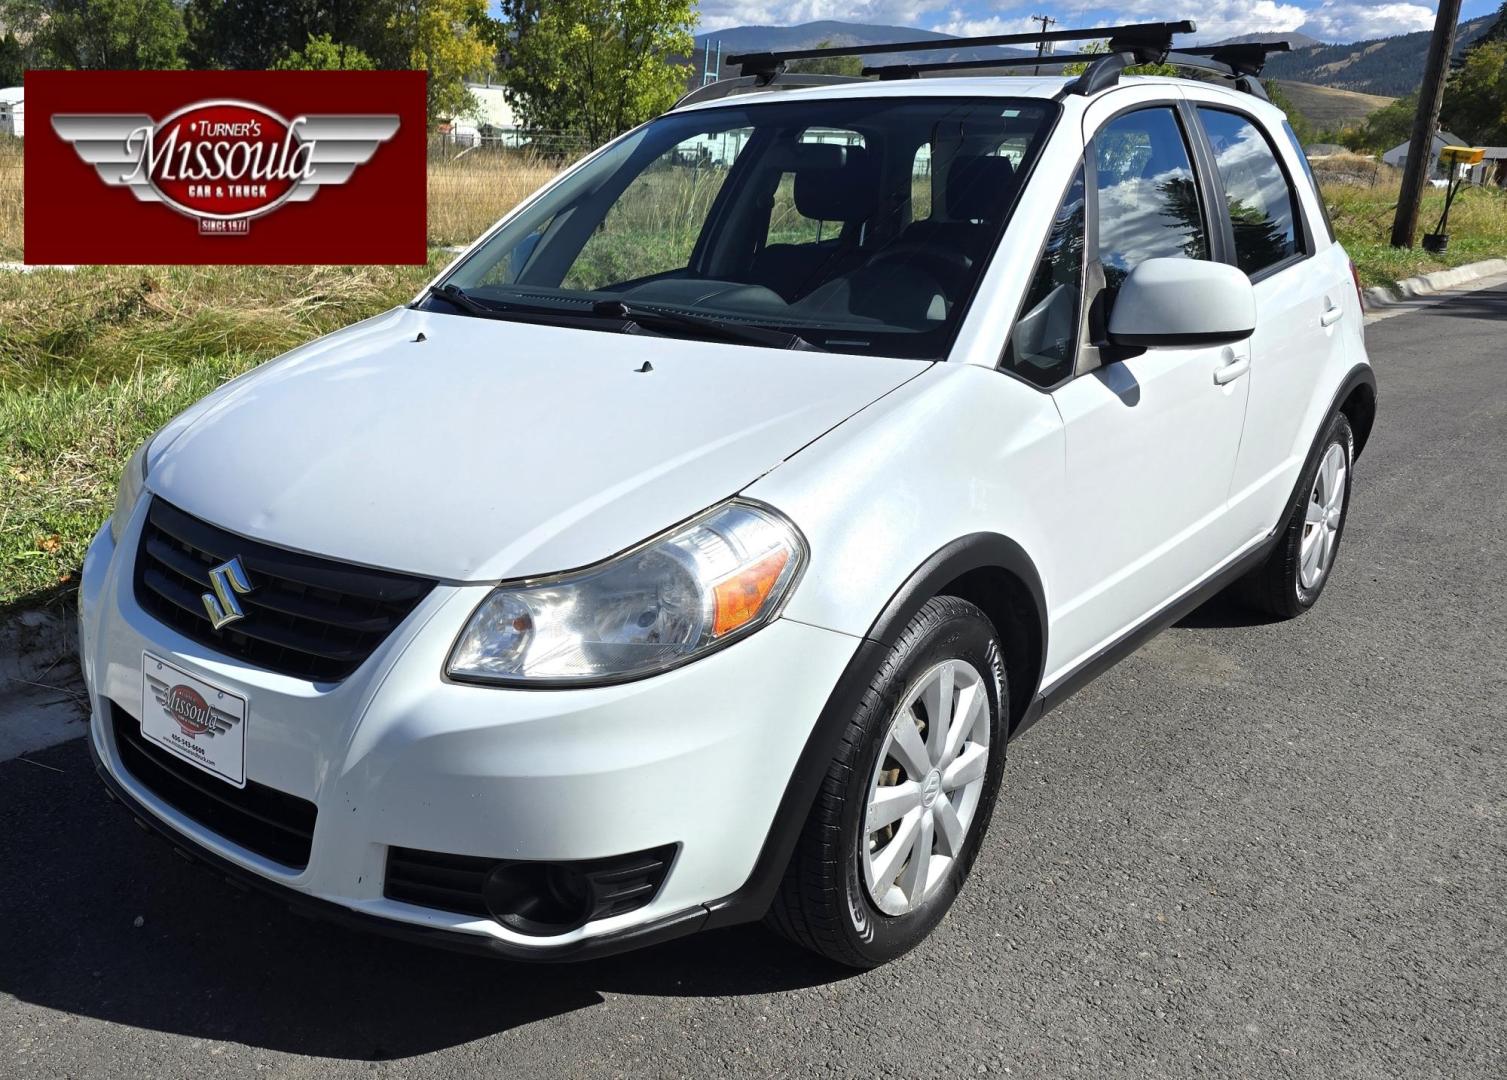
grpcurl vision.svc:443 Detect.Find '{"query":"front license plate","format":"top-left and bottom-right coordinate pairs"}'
top-left (141, 652), bottom-right (247, 788)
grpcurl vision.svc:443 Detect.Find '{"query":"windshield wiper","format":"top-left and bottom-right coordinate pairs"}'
top-left (427, 283), bottom-right (506, 317)
top-left (591, 300), bottom-right (821, 351)
top-left (426, 283), bottom-right (568, 320)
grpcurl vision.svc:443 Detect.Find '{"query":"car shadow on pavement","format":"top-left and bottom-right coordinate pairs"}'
top-left (0, 737), bottom-right (854, 1061)
top-left (1174, 592), bottom-right (1279, 630)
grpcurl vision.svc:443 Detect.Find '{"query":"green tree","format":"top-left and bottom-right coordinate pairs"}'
top-left (786, 39), bottom-right (862, 77)
top-left (1061, 40), bottom-right (1177, 78)
top-left (0, 32), bottom-right (25, 84)
top-left (1345, 94), bottom-right (1418, 153)
top-left (1441, 39), bottom-right (1507, 144)
top-left (3, 0), bottom-right (186, 69)
top-left (501, 0), bottom-right (696, 144)
top-left (184, 1), bottom-right (394, 70)
top-left (273, 32), bottom-right (376, 71)
top-left (386, 0), bottom-right (495, 123)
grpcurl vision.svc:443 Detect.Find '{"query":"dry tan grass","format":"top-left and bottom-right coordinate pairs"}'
top-left (0, 138), bottom-right (23, 262)
top-left (427, 150), bottom-right (559, 247)
top-left (1311, 152), bottom-right (1396, 188)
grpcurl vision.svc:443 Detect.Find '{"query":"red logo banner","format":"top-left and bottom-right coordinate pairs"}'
top-left (24, 70), bottom-right (428, 265)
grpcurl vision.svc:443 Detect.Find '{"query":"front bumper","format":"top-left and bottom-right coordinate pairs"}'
top-left (80, 502), bottom-right (860, 959)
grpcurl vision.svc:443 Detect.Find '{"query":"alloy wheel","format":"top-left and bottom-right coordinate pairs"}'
top-left (861, 658), bottom-right (991, 916)
top-left (1300, 442), bottom-right (1348, 591)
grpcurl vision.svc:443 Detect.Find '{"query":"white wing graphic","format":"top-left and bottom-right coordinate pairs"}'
top-left (51, 114), bottom-right (162, 202)
top-left (286, 115), bottom-right (402, 202)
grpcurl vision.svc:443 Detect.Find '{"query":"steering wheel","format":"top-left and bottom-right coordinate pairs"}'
top-left (862, 243), bottom-right (974, 280)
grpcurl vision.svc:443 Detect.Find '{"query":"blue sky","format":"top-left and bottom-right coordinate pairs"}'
top-left (692, 1), bottom-right (1501, 44)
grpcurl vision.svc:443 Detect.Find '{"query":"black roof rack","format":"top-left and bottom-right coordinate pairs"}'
top-left (675, 72), bottom-right (863, 109)
top-left (725, 20), bottom-right (1195, 81)
top-left (676, 22), bottom-right (1287, 107)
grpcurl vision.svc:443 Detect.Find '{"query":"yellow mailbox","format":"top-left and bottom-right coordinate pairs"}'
top-left (1440, 146), bottom-right (1486, 167)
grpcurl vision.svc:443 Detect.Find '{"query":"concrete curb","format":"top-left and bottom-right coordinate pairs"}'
top-left (1363, 258), bottom-right (1507, 310)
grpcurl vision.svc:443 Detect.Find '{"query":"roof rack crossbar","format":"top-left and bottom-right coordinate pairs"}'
top-left (864, 51), bottom-right (1107, 79)
top-left (1176, 41), bottom-right (1291, 77)
top-left (725, 20), bottom-right (1196, 79)
top-left (1069, 38), bottom-right (1282, 98)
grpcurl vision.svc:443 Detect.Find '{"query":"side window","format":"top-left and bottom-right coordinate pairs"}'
top-left (1093, 108), bottom-right (1208, 290)
top-left (1197, 107), bottom-right (1302, 275)
top-left (1004, 166), bottom-right (1085, 388)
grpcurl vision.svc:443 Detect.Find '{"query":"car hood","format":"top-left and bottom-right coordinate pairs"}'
top-left (147, 306), bottom-right (928, 582)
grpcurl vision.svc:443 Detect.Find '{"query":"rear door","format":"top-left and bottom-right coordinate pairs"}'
top-left (1186, 102), bottom-right (1353, 536)
top-left (1044, 102), bottom-right (1252, 677)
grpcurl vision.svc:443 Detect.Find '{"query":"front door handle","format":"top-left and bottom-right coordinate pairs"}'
top-left (1213, 356), bottom-right (1250, 385)
top-left (1320, 303), bottom-right (1344, 327)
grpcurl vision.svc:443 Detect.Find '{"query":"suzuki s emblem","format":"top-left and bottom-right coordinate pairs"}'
top-left (203, 557), bottom-right (254, 629)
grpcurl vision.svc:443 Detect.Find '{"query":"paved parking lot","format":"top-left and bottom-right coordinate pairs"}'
top-left (2, 284), bottom-right (1504, 1079)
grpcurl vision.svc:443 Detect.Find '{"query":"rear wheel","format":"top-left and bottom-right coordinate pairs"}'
top-left (767, 596), bottom-right (1008, 968)
top-left (1235, 411), bottom-right (1354, 618)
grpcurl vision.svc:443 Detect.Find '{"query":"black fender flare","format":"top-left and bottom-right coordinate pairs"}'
top-left (703, 532), bottom-right (1047, 928)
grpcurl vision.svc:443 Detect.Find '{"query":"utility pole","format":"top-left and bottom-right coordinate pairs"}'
top-left (1390, 0), bottom-right (1464, 248)
top-left (1031, 14), bottom-right (1055, 76)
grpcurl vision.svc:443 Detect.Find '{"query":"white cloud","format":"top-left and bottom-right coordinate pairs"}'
top-left (1050, 0), bottom-right (1310, 42)
top-left (1298, 2), bottom-right (1437, 41)
top-left (928, 12), bottom-right (1043, 36)
top-left (693, 0), bottom-right (1442, 44)
top-left (695, 1), bottom-right (950, 34)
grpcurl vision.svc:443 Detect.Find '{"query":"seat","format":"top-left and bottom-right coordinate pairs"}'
top-left (749, 144), bottom-right (877, 301)
top-left (900, 154), bottom-right (1018, 265)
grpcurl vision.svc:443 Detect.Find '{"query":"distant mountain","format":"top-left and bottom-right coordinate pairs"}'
top-left (1210, 31), bottom-right (1324, 49)
top-left (1262, 17), bottom-right (1495, 96)
top-left (691, 16), bottom-right (1500, 98)
top-left (694, 20), bottom-right (954, 53)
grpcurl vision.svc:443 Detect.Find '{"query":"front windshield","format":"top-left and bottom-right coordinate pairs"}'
top-left (432, 96), bottom-right (1058, 358)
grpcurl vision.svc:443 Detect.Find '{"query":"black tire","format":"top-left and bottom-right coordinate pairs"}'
top-left (1233, 411), bottom-right (1355, 619)
top-left (766, 596), bottom-right (1008, 968)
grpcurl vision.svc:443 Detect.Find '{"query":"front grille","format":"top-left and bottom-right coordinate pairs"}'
top-left (110, 701), bottom-right (317, 869)
top-left (133, 498), bottom-right (436, 682)
top-left (384, 845), bottom-right (677, 927)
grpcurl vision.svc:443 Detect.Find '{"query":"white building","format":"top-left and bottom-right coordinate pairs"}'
top-left (447, 82), bottom-right (524, 146)
top-left (0, 87), bottom-right (22, 138)
top-left (1381, 130), bottom-right (1466, 179)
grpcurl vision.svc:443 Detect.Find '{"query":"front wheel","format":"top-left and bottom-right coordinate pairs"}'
top-left (767, 596), bottom-right (1008, 968)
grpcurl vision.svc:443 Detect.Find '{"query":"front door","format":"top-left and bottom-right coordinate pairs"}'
top-left (1045, 104), bottom-right (1251, 681)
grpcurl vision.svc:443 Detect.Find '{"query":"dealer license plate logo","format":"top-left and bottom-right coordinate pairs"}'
top-left (141, 652), bottom-right (247, 787)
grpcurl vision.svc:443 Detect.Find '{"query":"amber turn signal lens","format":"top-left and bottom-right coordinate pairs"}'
top-left (711, 549), bottom-right (791, 637)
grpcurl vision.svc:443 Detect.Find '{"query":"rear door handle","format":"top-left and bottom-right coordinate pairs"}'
top-left (1213, 356), bottom-right (1250, 385)
top-left (1321, 303), bottom-right (1344, 327)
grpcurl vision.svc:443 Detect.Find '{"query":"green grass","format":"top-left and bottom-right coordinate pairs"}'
top-left (1325, 182), bottom-right (1507, 287)
top-left (0, 262), bottom-right (439, 606)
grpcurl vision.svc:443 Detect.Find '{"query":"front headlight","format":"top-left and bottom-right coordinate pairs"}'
top-left (108, 436), bottom-right (154, 544)
top-left (447, 501), bottom-right (806, 685)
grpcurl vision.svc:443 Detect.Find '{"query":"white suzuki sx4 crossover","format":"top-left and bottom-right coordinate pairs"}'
top-left (81, 27), bottom-right (1376, 968)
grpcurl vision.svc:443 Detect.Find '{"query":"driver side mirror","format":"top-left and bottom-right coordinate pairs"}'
top-left (1106, 258), bottom-right (1256, 348)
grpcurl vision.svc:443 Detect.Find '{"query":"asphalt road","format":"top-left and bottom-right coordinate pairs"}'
top-left (3, 284), bottom-right (1504, 1079)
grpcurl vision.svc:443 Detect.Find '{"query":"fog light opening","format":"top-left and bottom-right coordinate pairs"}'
top-left (482, 862), bottom-right (593, 935)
